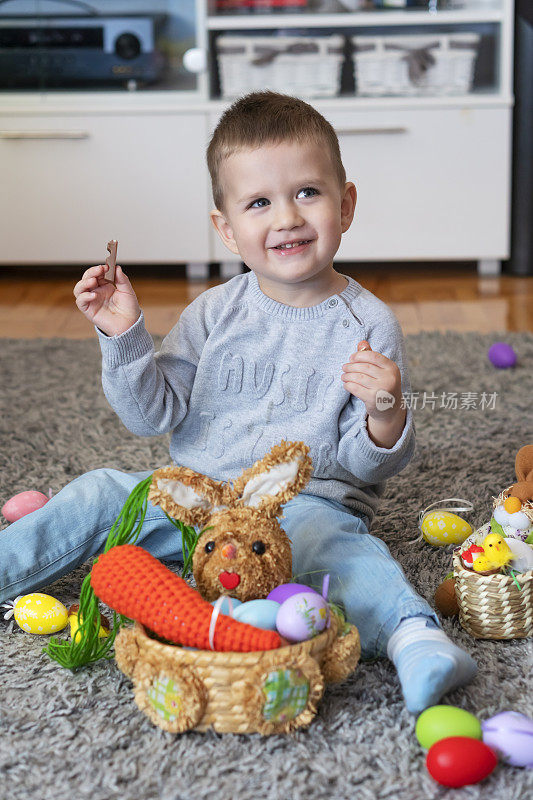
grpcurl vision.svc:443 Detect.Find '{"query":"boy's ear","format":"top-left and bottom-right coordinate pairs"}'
top-left (210, 209), bottom-right (240, 256)
top-left (341, 182), bottom-right (357, 234)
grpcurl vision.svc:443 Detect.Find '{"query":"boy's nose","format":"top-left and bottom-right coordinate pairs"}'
top-left (273, 202), bottom-right (305, 230)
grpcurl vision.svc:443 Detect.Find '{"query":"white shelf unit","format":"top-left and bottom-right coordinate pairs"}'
top-left (207, 9), bottom-right (506, 28)
top-left (0, 1), bottom-right (514, 275)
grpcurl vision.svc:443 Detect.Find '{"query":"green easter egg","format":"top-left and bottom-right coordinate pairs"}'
top-left (415, 705), bottom-right (482, 749)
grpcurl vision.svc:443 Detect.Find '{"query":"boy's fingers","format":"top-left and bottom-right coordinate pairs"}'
top-left (114, 265), bottom-right (128, 284)
top-left (75, 266), bottom-right (105, 293)
top-left (342, 362), bottom-right (380, 378)
top-left (349, 350), bottom-right (387, 366)
top-left (342, 373), bottom-right (375, 388)
top-left (82, 264), bottom-right (106, 281)
top-left (75, 291), bottom-right (96, 312)
top-left (74, 275), bottom-right (98, 297)
top-left (357, 340), bottom-right (372, 352)
top-left (343, 378), bottom-right (374, 394)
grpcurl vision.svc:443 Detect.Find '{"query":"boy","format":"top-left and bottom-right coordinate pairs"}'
top-left (1, 91), bottom-right (475, 713)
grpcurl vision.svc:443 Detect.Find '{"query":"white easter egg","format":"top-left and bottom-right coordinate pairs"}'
top-left (421, 512), bottom-right (472, 546)
top-left (232, 599), bottom-right (280, 631)
top-left (13, 593), bottom-right (68, 635)
top-left (505, 538), bottom-right (533, 573)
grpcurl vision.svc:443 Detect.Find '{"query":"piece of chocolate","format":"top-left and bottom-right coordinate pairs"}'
top-left (105, 239), bottom-right (118, 283)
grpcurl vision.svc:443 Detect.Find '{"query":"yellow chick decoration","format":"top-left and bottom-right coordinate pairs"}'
top-left (68, 603), bottom-right (110, 643)
top-left (472, 534), bottom-right (514, 573)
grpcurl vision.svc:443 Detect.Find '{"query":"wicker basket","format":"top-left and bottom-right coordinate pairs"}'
top-left (216, 34), bottom-right (344, 99)
top-left (115, 615), bottom-right (360, 735)
top-left (352, 33), bottom-right (480, 97)
top-left (453, 551), bottom-right (533, 639)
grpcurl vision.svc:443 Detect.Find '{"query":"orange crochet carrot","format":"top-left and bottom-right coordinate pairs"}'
top-left (90, 545), bottom-right (281, 652)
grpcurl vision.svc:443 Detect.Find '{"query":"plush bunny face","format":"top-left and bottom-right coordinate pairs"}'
top-left (192, 508), bottom-right (292, 602)
top-left (148, 441), bottom-right (313, 603)
top-left (491, 445), bottom-right (533, 540)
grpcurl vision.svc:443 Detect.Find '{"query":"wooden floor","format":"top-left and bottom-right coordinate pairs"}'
top-left (1, 263), bottom-right (532, 337)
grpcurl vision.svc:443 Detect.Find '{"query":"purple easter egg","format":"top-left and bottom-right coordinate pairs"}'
top-left (488, 342), bottom-right (517, 369)
top-left (267, 582), bottom-right (319, 605)
top-left (276, 592), bottom-right (330, 643)
top-left (481, 711), bottom-right (533, 767)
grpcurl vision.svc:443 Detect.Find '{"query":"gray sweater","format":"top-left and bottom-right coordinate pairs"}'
top-left (97, 272), bottom-right (415, 525)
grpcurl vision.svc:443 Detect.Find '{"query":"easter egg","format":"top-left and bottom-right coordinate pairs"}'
top-left (433, 577), bottom-right (459, 617)
top-left (13, 593), bottom-right (68, 634)
top-left (481, 711), bottom-right (533, 768)
top-left (504, 538), bottom-right (533, 573)
top-left (210, 597), bottom-right (242, 615)
top-left (426, 737), bottom-right (497, 787)
top-left (488, 341), bottom-right (517, 369)
top-left (416, 705), bottom-right (482, 749)
top-left (2, 490), bottom-right (49, 523)
top-left (276, 592), bottom-right (329, 643)
top-left (232, 599), bottom-right (280, 631)
top-left (421, 511), bottom-right (472, 547)
top-left (267, 582), bottom-right (319, 604)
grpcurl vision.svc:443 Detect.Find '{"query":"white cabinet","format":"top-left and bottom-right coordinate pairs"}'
top-left (0, 113), bottom-right (211, 264)
top-left (332, 106), bottom-right (511, 261)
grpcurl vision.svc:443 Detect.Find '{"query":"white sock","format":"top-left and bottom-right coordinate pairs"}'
top-left (387, 616), bottom-right (477, 714)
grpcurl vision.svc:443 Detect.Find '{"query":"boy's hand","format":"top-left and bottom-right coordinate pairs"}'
top-left (74, 264), bottom-right (141, 337)
top-left (341, 341), bottom-right (406, 448)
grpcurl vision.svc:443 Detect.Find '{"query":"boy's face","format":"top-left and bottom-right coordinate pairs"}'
top-left (210, 140), bottom-right (356, 304)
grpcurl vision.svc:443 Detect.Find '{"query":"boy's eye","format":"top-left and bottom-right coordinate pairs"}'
top-left (297, 187), bottom-right (319, 199)
top-left (250, 197), bottom-right (270, 209)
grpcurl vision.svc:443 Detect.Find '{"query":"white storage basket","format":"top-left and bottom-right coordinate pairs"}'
top-left (216, 34), bottom-right (344, 99)
top-left (352, 33), bottom-right (480, 96)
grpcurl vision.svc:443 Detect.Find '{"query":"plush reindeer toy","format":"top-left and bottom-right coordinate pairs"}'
top-left (148, 440), bottom-right (313, 602)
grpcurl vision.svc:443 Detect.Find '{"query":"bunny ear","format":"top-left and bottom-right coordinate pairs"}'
top-left (148, 466), bottom-right (226, 528)
top-left (231, 441), bottom-right (313, 518)
top-left (515, 445), bottom-right (533, 485)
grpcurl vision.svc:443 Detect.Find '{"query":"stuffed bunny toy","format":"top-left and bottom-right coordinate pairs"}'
top-left (490, 444), bottom-right (533, 542)
top-left (147, 440), bottom-right (313, 602)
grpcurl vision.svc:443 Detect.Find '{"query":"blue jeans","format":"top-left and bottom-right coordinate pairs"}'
top-left (0, 468), bottom-right (438, 658)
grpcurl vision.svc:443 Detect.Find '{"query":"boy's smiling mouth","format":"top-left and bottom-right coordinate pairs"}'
top-left (270, 239), bottom-right (312, 254)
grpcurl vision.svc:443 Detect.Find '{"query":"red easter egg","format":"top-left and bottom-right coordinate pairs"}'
top-left (426, 737), bottom-right (498, 788)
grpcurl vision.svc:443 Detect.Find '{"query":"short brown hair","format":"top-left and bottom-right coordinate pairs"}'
top-left (207, 90), bottom-right (346, 212)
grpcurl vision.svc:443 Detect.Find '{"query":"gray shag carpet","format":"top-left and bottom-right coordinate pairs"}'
top-left (1, 331), bottom-right (533, 800)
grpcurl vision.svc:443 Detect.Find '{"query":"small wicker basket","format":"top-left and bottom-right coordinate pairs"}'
top-left (453, 550), bottom-right (533, 639)
top-left (115, 614), bottom-right (360, 735)
top-left (352, 33), bottom-right (480, 97)
top-left (216, 34), bottom-right (345, 100)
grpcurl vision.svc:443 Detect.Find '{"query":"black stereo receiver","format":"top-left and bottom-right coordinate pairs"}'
top-left (0, 16), bottom-right (165, 88)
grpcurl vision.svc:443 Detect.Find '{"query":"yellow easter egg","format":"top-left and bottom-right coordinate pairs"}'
top-left (13, 593), bottom-right (68, 635)
top-left (421, 511), bottom-right (472, 547)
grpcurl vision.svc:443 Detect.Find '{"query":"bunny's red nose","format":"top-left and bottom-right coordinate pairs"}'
top-left (221, 543), bottom-right (237, 560)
